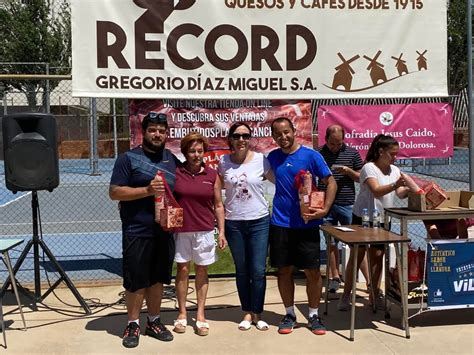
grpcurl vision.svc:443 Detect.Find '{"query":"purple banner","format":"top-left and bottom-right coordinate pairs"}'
top-left (317, 103), bottom-right (453, 159)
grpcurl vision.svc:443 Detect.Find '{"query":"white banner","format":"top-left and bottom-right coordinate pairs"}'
top-left (72, 0), bottom-right (447, 99)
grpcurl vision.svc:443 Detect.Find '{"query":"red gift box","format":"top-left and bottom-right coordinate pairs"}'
top-left (309, 191), bottom-right (325, 209)
top-left (300, 191), bottom-right (325, 223)
top-left (160, 207), bottom-right (184, 229)
top-left (424, 182), bottom-right (448, 209)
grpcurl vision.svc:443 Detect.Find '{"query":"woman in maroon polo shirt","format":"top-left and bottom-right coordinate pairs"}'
top-left (172, 133), bottom-right (227, 336)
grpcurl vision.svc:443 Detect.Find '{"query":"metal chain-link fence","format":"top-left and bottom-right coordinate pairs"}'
top-left (313, 92), bottom-right (470, 251)
top-left (0, 71), bottom-right (471, 287)
top-left (1, 72), bottom-right (130, 287)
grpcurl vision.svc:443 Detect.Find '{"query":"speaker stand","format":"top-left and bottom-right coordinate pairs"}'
top-left (1, 191), bottom-right (91, 314)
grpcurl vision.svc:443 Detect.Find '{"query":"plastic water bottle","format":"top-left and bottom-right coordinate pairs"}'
top-left (372, 208), bottom-right (380, 228)
top-left (362, 208), bottom-right (370, 228)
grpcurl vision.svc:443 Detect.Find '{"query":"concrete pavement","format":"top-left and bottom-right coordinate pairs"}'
top-left (1, 277), bottom-right (473, 354)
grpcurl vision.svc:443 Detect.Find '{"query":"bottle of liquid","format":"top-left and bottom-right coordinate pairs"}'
top-left (155, 192), bottom-right (164, 223)
top-left (362, 208), bottom-right (370, 228)
top-left (372, 208), bottom-right (380, 228)
top-left (299, 171), bottom-right (312, 224)
top-left (303, 171), bottom-right (312, 196)
top-left (154, 173), bottom-right (165, 224)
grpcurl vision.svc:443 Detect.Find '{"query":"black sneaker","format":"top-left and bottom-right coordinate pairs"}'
top-left (278, 314), bottom-right (297, 334)
top-left (308, 315), bottom-right (326, 335)
top-left (145, 318), bottom-right (174, 342)
top-left (122, 322), bottom-right (140, 348)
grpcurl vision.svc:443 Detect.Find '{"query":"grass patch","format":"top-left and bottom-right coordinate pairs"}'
top-left (171, 245), bottom-right (236, 276)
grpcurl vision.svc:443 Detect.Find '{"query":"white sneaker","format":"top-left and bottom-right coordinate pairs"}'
top-left (337, 295), bottom-right (350, 311)
top-left (328, 278), bottom-right (341, 293)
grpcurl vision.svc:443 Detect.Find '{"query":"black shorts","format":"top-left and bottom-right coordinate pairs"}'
top-left (122, 232), bottom-right (175, 292)
top-left (269, 225), bottom-right (321, 269)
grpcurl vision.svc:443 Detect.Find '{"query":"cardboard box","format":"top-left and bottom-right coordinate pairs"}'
top-left (160, 207), bottom-right (184, 229)
top-left (408, 190), bottom-right (474, 212)
top-left (424, 183), bottom-right (448, 209)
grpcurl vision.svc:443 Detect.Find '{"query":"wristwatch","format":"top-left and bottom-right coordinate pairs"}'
top-left (391, 182), bottom-right (397, 190)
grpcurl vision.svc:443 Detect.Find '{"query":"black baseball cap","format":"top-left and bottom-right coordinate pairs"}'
top-left (141, 112), bottom-right (168, 130)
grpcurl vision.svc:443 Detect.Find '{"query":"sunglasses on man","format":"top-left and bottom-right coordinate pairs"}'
top-left (231, 133), bottom-right (251, 140)
top-left (146, 112), bottom-right (167, 123)
top-left (142, 112), bottom-right (168, 130)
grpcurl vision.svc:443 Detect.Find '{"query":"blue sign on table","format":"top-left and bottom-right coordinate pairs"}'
top-left (427, 240), bottom-right (474, 309)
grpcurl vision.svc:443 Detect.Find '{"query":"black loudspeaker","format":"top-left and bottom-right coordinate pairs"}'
top-left (2, 113), bottom-right (59, 192)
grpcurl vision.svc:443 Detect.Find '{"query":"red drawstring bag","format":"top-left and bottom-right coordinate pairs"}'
top-left (154, 172), bottom-right (184, 229)
top-left (401, 173), bottom-right (424, 194)
top-left (294, 170), bottom-right (311, 194)
top-left (409, 176), bottom-right (431, 190)
top-left (408, 245), bottom-right (426, 282)
top-left (408, 246), bottom-right (420, 282)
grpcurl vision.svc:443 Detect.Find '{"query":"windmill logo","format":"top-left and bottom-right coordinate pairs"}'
top-left (331, 52), bottom-right (360, 91)
top-left (364, 50), bottom-right (387, 86)
top-left (391, 53), bottom-right (409, 76)
top-left (417, 50), bottom-right (428, 70)
top-left (325, 49), bottom-right (429, 92)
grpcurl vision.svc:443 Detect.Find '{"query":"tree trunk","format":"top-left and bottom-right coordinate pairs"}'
top-left (25, 83), bottom-right (38, 111)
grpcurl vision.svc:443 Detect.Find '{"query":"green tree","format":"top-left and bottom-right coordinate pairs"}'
top-left (447, 0), bottom-right (468, 94)
top-left (0, 0), bottom-right (71, 109)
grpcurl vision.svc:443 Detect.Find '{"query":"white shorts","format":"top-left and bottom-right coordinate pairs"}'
top-left (174, 230), bottom-right (217, 266)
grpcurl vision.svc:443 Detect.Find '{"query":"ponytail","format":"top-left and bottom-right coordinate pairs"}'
top-left (366, 134), bottom-right (399, 162)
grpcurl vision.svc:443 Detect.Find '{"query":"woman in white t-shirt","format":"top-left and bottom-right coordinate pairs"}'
top-left (338, 134), bottom-right (410, 311)
top-left (218, 122), bottom-right (274, 331)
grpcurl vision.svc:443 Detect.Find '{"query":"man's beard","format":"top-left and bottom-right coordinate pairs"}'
top-left (143, 137), bottom-right (164, 153)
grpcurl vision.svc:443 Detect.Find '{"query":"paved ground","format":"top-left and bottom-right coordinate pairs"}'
top-left (1, 277), bottom-right (473, 354)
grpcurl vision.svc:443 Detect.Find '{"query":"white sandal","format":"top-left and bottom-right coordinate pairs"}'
top-left (254, 320), bottom-right (269, 331)
top-left (238, 320), bottom-right (252, 331)
top-left (173, 319), bottom-right (187, 333)
top-left (196, 320), bottom-right (209, 336)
